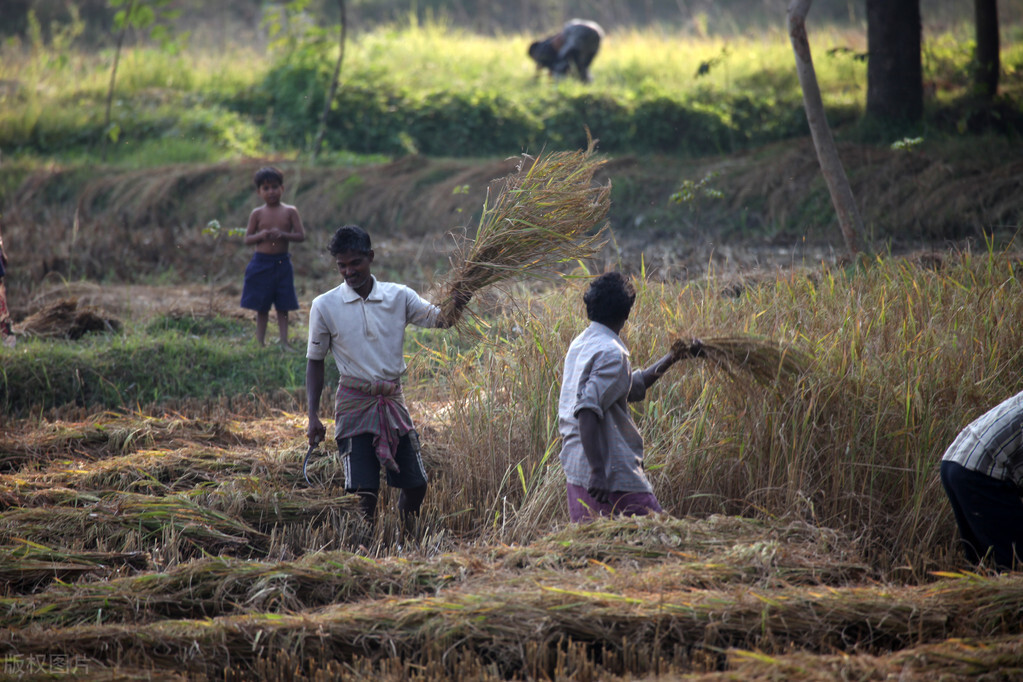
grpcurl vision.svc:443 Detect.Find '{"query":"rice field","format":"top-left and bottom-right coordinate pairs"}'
top-left (3, 243), bottom-right (1023, 680)
top-left (2, 8), bottom-right (1023, 677)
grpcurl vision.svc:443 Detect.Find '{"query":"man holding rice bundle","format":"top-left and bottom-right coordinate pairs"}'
top-left (305, 225), bottom-right (469, 539)
top-left (558, 272), bottom-right (702, 522)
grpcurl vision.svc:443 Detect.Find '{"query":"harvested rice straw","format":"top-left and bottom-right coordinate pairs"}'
top-left (435, 138), bottom-right (610, 326)
top-left (14, 298), bottom-right (121, 339)
top-left (671, 335), bottom-right (811, 387)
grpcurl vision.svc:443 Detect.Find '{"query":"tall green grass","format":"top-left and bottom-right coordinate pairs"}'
top-left (0, 316), bottom-right (310, 415)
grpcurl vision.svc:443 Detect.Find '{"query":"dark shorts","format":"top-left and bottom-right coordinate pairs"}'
top-left (338, 431), bottom-right (428, 492)
top-left (940, 459), bottom-right (1023, 569)
top-left (566, 483), bottom-right (662, 523)
top-left (240, 252), bottom-right (299, 313)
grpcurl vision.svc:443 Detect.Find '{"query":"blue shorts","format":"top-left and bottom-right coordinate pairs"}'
top-left (338, 431), bottom-right (428, 492)
top-left (240, 252), bottom-right (299, 313)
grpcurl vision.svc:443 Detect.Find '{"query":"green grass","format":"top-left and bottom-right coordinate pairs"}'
top-left (1, 21), bottom-right (1017, 163)
top-left (0, 320), bottom-right (310, 414)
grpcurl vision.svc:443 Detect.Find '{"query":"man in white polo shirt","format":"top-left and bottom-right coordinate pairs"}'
top-left (940, 389), bottom-right (1023, 570)
top-left (305, 224), bottom-right (469, 538)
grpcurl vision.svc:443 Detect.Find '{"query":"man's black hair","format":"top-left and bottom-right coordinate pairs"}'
top-left (329, 224), bottom-right (372, 256)
top-left (583, 272), bottom-right (635, 328)
top-left (253, 166), bottom-right (284, 188)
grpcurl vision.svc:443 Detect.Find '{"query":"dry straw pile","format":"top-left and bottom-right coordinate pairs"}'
top-left (13, 298), bottom-right (121, 339)
top-left (435, 139), bottom-right (610, 325)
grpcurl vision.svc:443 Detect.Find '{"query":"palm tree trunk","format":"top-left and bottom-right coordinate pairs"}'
top-left (788, 0), bottom-right (866, 258)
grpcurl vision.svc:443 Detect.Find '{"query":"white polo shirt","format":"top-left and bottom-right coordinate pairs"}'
top-left (306, 276), bottom-right (442, 382)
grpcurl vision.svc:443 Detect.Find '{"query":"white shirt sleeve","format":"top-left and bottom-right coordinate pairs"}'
top-left (403, 286), bottom-right (443, 328)
top-left (306, 298), bottom-right (332, 361)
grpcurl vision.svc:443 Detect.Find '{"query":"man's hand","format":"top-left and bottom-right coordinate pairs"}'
top-left (307, 416), bottom-right (326, 448)
top-left (439, 289), bottom-right (473, 328)
top-left (306, 358), bottom-right (326, 446)
top-left (587, 469), bottom-right (611, 504)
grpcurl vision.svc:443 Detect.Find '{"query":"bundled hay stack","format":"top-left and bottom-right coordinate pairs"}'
top-left (435, 139), bottom-right (610, 325)
top-left (15, 298), bottom-right (121, 340)
top-left (671, 335), bottom-right (811, 386)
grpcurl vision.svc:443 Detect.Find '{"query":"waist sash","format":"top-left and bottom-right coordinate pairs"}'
top-left (334, 376), bottom-right (413, 472)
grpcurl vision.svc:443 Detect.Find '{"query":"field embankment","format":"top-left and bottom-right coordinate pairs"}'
top-left (3, 135), bottom-right (1023, 318)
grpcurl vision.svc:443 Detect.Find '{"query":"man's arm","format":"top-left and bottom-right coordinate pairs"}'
top-left (306, 358), bottom-right (327, 447)
top-left (639, 352), bottom-right (678, 389)
top-left (628, 339), bottom-right (704, 402)
top-left (578, 408), bottom-right (610, 503)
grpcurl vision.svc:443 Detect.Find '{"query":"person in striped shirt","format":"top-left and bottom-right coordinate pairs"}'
top-left (940, 389), bottom-right (1023, 570)
top-left (305, 225), bottom-right (469, 539)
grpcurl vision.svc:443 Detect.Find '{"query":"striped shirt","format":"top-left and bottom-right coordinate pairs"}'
top-left (558, 322), bottom-right (652, 493)
top-left (942, 389), bottom-right (1023, 488)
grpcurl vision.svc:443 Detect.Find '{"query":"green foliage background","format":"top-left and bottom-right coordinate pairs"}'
top-left (1, 6), bottom-right (1021, 164)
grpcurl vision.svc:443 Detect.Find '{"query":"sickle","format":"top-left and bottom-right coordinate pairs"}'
top-left (302, 443), bottom-right (318, 485)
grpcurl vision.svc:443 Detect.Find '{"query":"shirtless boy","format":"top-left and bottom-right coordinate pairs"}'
top-left (241, 166), bottom-right (306, 349)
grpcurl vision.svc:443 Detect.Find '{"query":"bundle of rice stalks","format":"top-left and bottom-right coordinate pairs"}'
top-left (14, 298), bottom-right (122, 339)
top-left (724, 634), bottom-right (1023, 681)
top-left (1, 412), bottom-right (244, 471)
top-left (186, 477), bottom-right (360, 530)
top-left (2, 550), bottom-right (471, 627)
top-left (51, 448), bottom-right (274, 494)
top-left (0, 542), bottom-right (149, 592)
top-left (498, 515), bottom-right (870, 587)
top-left (671, 334), bottom-right (812, 387)
top-left (14, 574), bottom-right (1015, 679)
top-left (0, 491), bottom-right (264, 558)
top-left (434, 138), bottom-right (610, 325)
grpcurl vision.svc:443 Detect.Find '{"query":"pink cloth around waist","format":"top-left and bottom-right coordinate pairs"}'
top-left (334, 376), bottom-right (414, 473)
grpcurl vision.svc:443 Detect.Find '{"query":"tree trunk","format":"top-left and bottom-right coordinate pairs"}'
top-left (311, 0), bottom-right (347, 160)
top-left (866, 0), bottom-right (923, 123)
top-left (974, 0), bottom-right (999, 99)
top-left (788, 0), bottom-right (865, 258)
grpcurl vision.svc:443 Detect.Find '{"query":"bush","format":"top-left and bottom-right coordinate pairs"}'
top-left (631, 96), bottom-right (732, 154)
top-left (539, 94), bottom-right (635, 152)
